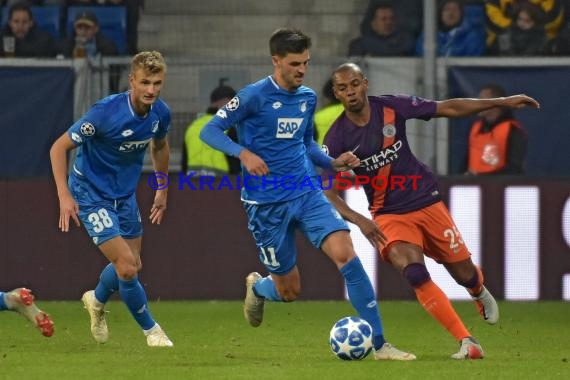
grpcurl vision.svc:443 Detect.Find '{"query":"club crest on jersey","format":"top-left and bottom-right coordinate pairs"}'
top-left (383, 124), bottom-right (396, 137)
top-left (226, 96), bottom-right (240, 111)
top-left (119, 138), bottom-right (152, 152)
top-left (151, 120), bottom-right (159, 133)
top-left (300, 101), bottom-right (307, 113)
top-left (276, 118), bottom-right (303, 138)
top-left (80, 122), bottom-right (95, 136)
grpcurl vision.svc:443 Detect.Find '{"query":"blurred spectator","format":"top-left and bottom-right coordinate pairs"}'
top-left (416, 0), bottom-right (486, 56)
top-left (314, 78), bottom-right (344, 145)
top-left (359, 1), bottom-right (423, 41)
top-left (485, 0), bottom-right (565, 52)
top-left (57, 10), bottom-right (117, 58)
top-left (492, 2), bottom-right (549, 55)
top-left (182, 80), bottom-right (240, 176)
top-left (466, 84), bottom-right (528, 175)
top-left (65, 0), bottom-right (141, 54)
top-left (348, 2), bottom-right (415, 56)
top-left (0, 2), bottom-right (56, 57)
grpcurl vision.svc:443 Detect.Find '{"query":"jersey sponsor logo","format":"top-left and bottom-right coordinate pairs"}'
top-left (121, 129), bottom-right (134, 137)
top-left (382, 124), bottom-right (396, 137)
top-left (71, 132), bottom-right (82, 144)
top-left (216, 108), bottom-right (227, 118)
top-left (226, 96), bottom-right (240, 111)
top-left (119, 138), bottom-right (152, 152)
top-left (300, 101), bottom-right (307, 113)
top-left (272, 101), bottom-right (282, 109)
top-left (276, 118), bottom-right (303, 138)
top-left (360, 140), bottom-right (403, 171)
top-left (80, 122), bottom-right (95, 136)
top-left (151, 120), bottom-right (159, 133)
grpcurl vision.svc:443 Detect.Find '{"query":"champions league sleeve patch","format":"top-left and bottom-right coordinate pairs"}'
top-left (225, 96), bottom-right (240, 111)
top-left (80, 122), bottom-right (96, 136)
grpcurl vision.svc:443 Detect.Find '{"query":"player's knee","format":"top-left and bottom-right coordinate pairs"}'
top-left (114, 261), bottom-right (138, 280)
top-left (455, 267), bottom-right (479, 288)
top-left (403, 263), bottom-right (431, 288)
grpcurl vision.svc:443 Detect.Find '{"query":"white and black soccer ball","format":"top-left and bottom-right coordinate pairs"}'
top-left (329, 316), bottom-right (373, 360)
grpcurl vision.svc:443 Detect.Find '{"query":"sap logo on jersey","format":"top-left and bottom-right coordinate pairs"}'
top-left (119, 138), bottom-right (152, 152)
top-left (276, 118), bottom-right (303, 138)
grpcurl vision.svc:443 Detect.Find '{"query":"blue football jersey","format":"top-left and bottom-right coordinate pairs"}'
top-left (208, 76), bottom-right (318, 204)
top-left (67, 91), bottom-right (171, 199)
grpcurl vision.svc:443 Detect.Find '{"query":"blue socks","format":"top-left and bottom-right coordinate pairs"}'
top-left (253, 276), bottom-right (282, 301)
top-left (0, 292), bottom-right (6, 311)
top-left (118, 277), bottom-right (156, 331)
top-left (340, 256), bottom-right (386, 350)
top-left (94, 264), bottom-right (119, 304)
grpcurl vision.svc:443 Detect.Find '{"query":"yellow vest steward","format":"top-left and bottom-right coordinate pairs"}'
top-left (184, 114), bottom-right (230, 173)
top-left (314, 103), bottom-right (344, 145)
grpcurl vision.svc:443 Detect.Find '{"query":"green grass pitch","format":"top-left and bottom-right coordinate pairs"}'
top-left (1, 301), bottom-right (569, 379)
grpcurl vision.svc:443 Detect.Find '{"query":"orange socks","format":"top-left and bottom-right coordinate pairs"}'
top-left (414, 279), bottom-right (470, 341)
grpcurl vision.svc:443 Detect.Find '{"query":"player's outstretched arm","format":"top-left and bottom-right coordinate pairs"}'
top-left (323, 180), bottom-right (386, 249)
top-left (435, 95), bottom-right (540, 118)
top-left (149, 137), bottom-right (169, 225)
top-left (49, 133), bottom-right (80, 232)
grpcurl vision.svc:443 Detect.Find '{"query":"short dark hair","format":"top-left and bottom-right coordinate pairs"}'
top-left (9, 2), bottom-right (33, 21)
top-left (480, 83), bottom-right (506, 98)
top-left (269, 28), bottom-right (311, 57)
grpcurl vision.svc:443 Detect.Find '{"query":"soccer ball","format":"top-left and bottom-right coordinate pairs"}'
top-left (329, 316), bottom-right (373, 360)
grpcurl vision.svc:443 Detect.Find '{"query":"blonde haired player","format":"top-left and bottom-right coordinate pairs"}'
top-left (50, 51), bottom-right (173, 347)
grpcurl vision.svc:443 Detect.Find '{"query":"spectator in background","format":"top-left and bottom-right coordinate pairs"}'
top-left (314, 78), bottom-right (344, 145)
top-left (57, 10), bottom-right (117, 58)
top-left (65, 0), bottom-right (141, 54)
top-left (485, 0), bottom-right (565, 54)
top-left (182, 80), bottom-right (240, 176)
top-left (466, 83), bottom-right (528, 175)
top-left (348, 2), bottom-right (415, 57)
top-left (0, 2), bottom-right (56, 57)
top-left (501, 2), bottom-right (549, 55)
top-left (416, 0), bottom-right (486, 56)
top-left (359, 0), bottom-right (423, 42)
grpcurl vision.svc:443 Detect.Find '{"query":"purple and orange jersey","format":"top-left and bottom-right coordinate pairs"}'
top-left (324, 95), bottom-right (442, 216)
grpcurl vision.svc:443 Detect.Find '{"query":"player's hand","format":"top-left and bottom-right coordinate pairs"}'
top-left (150, 190), bottom-right (167, 225)
top-left (58, 192), bottom-right (80, 232)
top-left (239, 149), bottom-right (269, 176)
top-left (355, 215), bottom-right (387, 249)
top-left (331, 151), bottom-right (360, 172)
top-left (503, 94), bottom-right (540, 109)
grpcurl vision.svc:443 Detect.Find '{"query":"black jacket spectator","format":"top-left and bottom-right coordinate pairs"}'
top-left (0, 3), bottom-right (56, 57)
top-left (349, 2), bottom-right (415, 56)
top-left (56, 11), bottom-right (118, 58)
